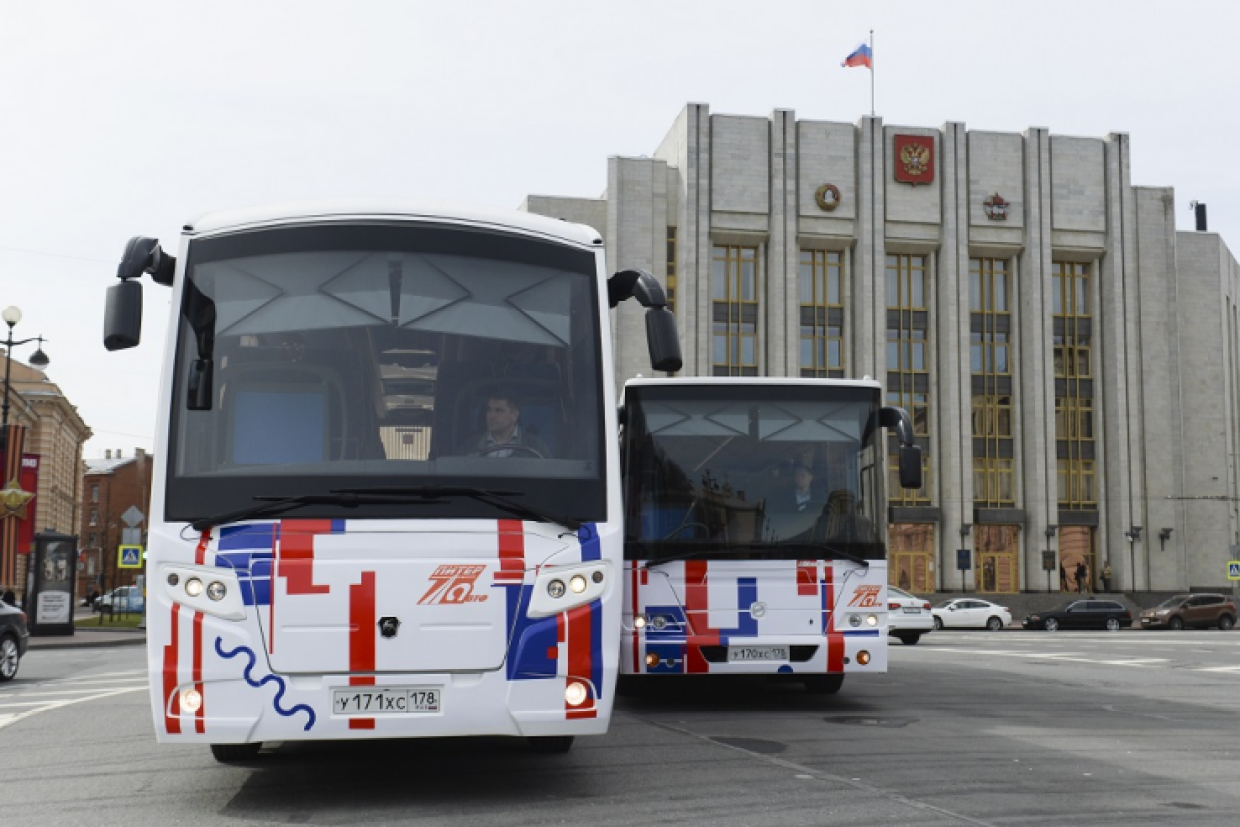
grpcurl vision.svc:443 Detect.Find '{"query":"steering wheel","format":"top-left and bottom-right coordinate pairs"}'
top-left (476, 444), bottom-right (544, 459)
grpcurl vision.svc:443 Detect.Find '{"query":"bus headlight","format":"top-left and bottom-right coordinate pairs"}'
top-left (633, 614), bottom-right (648, 629)
top-left (865, 614), bottom-right (879, 627)
top-left (162, 564), bottom-right (246, 621)
top-left (528, 561), bottom-right (610, 618)
top-left (565, 680), bottom-right (589, 707)
top-left (848, 614), bottom-right (862, 628)
top-left (180, 688), bottom-right (203, 713)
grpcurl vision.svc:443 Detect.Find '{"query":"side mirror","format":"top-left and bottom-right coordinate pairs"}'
top-left (187, 359), bottom-right (214, 411)
top-left (898, 444), bottom-right (922, 490)
top-left (105, 236), bottom-right (177, 351)
top-left (879, 405), bottom-right (922, 490)
top-left (645, 308), bottom-right (682, 372)
top-left (103, 280), bottom-right (143, 351)
top-left (607, 268), bottom-right (683, 373)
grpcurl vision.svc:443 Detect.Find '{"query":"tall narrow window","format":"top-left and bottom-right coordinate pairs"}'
top-left (666, 226), bottom-right (677, 314)
top-left (712, 245), bottom-right (759, 376)
top-left (886, 254), bottom-right (932, 503)
top-left (971, 258), bottom-right (1015, 506)
top-left (798, 249), bottom-right (845, 377)
top-left (1052, 261), bottom-right (1096, 508)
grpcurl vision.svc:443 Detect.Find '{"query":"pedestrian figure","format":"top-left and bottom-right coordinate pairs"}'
top-left (1101, 561), bottom-right (1113, 593)
top-left (1075, 560), bottom-right (1088, 594)
top-left (1059, 563), bottom-right (1068, 592)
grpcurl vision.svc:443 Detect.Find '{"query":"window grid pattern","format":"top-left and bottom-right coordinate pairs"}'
top-left (970, 258), bottom-right (1015, 506)
top-left (798, 250), bottom-right (845, 378)
top-left (711, 245), bottom-right (759, 376)
top-left (886, 254), bottom-right (932, 504)
top-left (1052, 261), bottom-right (1096, 507)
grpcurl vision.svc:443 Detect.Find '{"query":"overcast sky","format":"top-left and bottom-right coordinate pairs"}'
top-left (2, 0), bottom-right (1238, 459)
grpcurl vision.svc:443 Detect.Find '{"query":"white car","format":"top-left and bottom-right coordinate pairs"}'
top-left (932, 598), bottom-right (1012, 631)
top-left (888, 585), bottom-right (934, 645)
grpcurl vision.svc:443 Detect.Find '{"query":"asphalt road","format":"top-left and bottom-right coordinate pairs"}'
top-left (4, 629), bottom-right (1240, 825)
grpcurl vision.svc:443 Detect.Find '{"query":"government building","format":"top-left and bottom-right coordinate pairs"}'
top-left (523, 102), bottom-right (1240, 596)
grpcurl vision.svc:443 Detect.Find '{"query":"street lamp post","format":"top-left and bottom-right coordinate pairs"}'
top-left (2, 305), bottom-right (50, 428)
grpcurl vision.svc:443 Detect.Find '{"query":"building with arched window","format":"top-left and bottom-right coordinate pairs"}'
top-left (524, 103), bottom-right (1240, 596)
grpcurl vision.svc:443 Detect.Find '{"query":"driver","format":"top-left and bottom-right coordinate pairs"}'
top-left (458, 391), bottom-right (550, 458)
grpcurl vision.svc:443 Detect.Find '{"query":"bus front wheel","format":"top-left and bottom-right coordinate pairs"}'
top-left (210, 742), bottom-right (262, 763)
top-left (527, 735), bottom-right (574, 754)
top-left (803, 675), bottom-right (844, 695)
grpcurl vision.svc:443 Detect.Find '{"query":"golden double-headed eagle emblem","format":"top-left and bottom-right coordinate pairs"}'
top-left (900, 142), bottom-right (931, 178)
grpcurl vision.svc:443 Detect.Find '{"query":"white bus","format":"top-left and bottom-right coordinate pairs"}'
top-left (619, 377), bottom-right (920, 694)
top-left (103, 200), bottom-right (680, 760)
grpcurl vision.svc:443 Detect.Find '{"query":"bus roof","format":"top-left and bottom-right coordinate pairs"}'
top-left (183, 199), bottom-right (604, 248)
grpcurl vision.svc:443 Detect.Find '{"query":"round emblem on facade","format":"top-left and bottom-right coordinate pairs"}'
top-left (814, 183), bottom-right (841, 212)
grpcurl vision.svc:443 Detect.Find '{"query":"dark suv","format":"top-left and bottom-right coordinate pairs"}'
top-left (1138, 594), bottom-right (1236, 630)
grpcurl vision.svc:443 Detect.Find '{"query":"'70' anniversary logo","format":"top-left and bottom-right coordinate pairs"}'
top-left (418, 564), bottom-right (489, 605)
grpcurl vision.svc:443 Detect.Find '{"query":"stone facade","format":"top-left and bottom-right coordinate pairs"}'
top-left (524, 103), bottom-right (1240, 595)
top-left (0, 354), bottom-right (91, 595)
top-left (80, 449), bottom-right (154, 598)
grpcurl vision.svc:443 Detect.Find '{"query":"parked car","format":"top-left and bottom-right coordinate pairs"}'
top-left (96, 585), bottom-right (145, 615)
top-left (888, 585), bottom-right (934, 645)
top-left (0, 600), bottom-right (29, 681)
top-left (1138, 594), bottom-right (1236, 630)
top-left (932, 598), bottom-right (1012, 630)
top-left (1023, 599), bottom-right (1132, 631)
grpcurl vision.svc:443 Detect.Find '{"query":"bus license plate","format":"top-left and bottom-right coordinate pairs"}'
top-left (729, 646), bottom-right (789, 662)
top-left (333, 687), bottom-right (441, 715)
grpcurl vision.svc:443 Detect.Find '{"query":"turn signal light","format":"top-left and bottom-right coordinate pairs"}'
top-left (645, 653), bottom-right (660, 667)
top-left (856, 650), bottom-right (871, 666)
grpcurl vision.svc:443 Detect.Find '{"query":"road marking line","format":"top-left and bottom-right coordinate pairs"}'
top-left (0, 687), bottom-right (145, 732)
top-left (1195, 665), bottom-right (1240, 673)
top-left (1, 684), bottom-right (145, 700)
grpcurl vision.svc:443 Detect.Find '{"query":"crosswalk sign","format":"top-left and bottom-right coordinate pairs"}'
top-left (1228, 561), bottom-right (1240, 581)
top-left (118, 545), bottom-right (143, 569)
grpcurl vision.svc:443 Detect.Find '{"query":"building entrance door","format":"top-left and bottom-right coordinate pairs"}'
top-left (1058, 525), bottom-right (1095, 594)
top-left (888, 523), bottom-right (936, 592)
top-left (974, 524), bottom-right (1020, 593)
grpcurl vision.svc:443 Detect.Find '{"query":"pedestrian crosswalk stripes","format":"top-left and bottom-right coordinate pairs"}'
top-left (0, 671), bottom-right (147, 731)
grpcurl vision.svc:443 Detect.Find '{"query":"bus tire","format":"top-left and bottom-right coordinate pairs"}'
top-left (803, 675), bottom-right (844, 695)
top-left (210, 743), bottom-right (262, 763)
top-left (527, 735), bottom-right (574, 754)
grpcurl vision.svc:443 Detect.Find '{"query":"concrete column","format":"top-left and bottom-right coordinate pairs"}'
top-left (938, 122), bottom-right (972, 580)
top-left (853, 116), bottom-right (885, 380)
top-left (1020, 127), bottom-right (1056, 591)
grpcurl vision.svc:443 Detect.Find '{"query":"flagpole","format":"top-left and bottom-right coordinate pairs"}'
top-left (870, 29), bottom-right (875, 117)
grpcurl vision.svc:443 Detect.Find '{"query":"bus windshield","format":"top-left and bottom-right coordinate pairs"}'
top-left (623, 383), bottom-right (887, 561)
top-left (166, 221), bottom-right (605, 526)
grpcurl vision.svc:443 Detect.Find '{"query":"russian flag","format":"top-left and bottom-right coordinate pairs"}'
top-left (841, 42), bottom-right (872, 69)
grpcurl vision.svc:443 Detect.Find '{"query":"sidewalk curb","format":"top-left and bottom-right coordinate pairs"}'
top-left (29, 636), bottom-right (146, 650)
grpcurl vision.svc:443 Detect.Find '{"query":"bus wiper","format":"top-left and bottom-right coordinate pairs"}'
top-left (642, 543), bottom-right (871, 571)
top-left (335, 486), bottom-right (583, 532)
top-left (641, 548), bottom-right (723, 569)
top-left (189, 492), bottom-right (440, 532)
